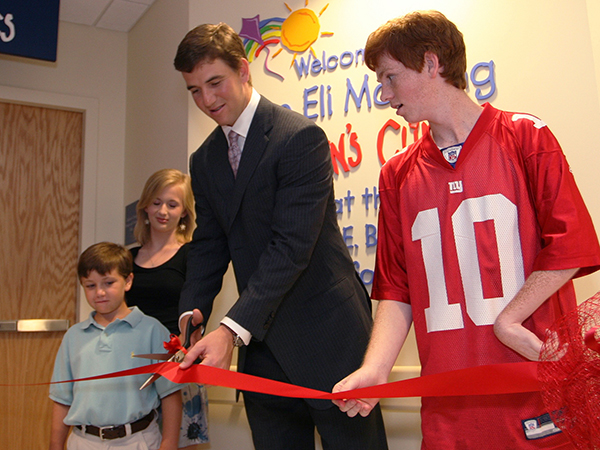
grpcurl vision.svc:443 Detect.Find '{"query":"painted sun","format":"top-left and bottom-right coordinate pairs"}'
top-left (239, 1), bottom-right (334, 80)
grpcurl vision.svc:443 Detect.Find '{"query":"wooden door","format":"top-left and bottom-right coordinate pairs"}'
top-left (0, 101), bottom-right (82, 448)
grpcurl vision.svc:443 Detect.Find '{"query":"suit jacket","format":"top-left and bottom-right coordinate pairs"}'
top-left (180, 96), bottom-right (373, 408)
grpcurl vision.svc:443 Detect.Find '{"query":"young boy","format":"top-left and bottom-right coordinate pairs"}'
top-left (49, 242), bottom-right (182, 450)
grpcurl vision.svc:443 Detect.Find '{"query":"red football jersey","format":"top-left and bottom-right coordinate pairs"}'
top-left (372, 103), bottom-right (600, 449)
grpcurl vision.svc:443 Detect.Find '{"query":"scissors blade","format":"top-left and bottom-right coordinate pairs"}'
top-left (132, 353), bottom-right (172, 360)
top-left (139, 350), bottom-right (187, 390)
top-left (139, 352), bottom-right (181, 390)
top-left (139, 372), bottom-right (162, 390)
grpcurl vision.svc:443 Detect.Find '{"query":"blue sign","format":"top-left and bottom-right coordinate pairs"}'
top-left (0, 0), bottom-right (60, 62)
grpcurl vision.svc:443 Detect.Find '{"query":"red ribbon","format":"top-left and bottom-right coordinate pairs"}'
top-left (48, 361), bottom-right (540, 400)
top-left (584, 326), bottom-right (600, 354)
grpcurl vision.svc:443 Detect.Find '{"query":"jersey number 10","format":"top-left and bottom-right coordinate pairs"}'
top-left (412, 193), bottom-right (525, 332)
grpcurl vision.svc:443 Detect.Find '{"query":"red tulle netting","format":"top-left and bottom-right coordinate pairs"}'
top-left (538, 291), bottom-right (600, 450)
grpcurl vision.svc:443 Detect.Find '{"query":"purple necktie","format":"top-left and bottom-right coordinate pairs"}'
top-left (228, 130), bottom-right (241, 177)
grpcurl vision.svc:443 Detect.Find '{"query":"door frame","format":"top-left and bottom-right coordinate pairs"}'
top-left (0, 85), bottom-right (98, 321)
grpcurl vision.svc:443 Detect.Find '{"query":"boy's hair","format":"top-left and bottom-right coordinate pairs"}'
top-left (78, 242), bottom-right (133, 280)
top-left (173, 22), bottom-right (253, 85)
top-left (365, 10), bottom-right (467, 90)
top-left (134, 168), bottom-right (196, 246)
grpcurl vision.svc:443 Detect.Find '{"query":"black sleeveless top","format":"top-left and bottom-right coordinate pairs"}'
top-left (127, 244), bottom-right (188, 334)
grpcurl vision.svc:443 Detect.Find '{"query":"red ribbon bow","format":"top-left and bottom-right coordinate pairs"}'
top-left (163, 334), bottom-right (187, 355)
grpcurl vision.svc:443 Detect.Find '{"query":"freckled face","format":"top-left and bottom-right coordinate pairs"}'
top-left (376, 53), bottom-right (431, 124)
top-left (182, 58), bottom-right (252, 127)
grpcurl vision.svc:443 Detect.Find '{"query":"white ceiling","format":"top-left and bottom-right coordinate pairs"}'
top-left (59, 0), bottom-right (156, 33)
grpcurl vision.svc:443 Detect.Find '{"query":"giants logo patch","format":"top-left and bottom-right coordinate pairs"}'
top-left (448, 181), bottom-right (463, 194)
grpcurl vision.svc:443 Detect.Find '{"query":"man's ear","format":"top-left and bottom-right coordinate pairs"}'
top-left (239, 58), bottom-right (251, 84)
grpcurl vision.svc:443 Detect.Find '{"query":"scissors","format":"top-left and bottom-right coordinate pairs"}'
top-left (135, 315), bottom-right (201, 390)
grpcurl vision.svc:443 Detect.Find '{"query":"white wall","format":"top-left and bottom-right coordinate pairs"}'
top-left (124, 0), bottom-right (190, 205)
top-left (587, 0), bottom-right (600, 126)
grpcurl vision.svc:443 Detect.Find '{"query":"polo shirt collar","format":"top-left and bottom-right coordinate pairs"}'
top-left (80, 306), bottom-right (143, 330)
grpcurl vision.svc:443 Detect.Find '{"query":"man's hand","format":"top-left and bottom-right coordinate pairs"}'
top-left (332, 366), bottom-right (386, 418)
top-left (180, 321), bottom-right (235, 370)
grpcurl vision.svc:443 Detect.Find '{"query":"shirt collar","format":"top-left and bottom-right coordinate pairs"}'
top-left (80, 306), bottom-right (143, 330)
top-left (222, 88), bottom-right (260, 141)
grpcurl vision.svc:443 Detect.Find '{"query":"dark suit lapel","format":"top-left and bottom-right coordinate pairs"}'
top-left (226, 97), bottom-right (273, 230)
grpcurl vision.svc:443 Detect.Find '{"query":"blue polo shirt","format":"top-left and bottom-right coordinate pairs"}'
top-left (50, 306), bottom-right (181, 427)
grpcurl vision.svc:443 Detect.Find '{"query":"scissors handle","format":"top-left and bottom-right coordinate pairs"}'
top-left (182, 314), bottom-right (202, 348)
top-left (181, 314), bottom-right (203, 364)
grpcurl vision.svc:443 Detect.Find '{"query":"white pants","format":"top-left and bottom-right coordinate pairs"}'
top-left (67, 420), bottom-right (161, 450)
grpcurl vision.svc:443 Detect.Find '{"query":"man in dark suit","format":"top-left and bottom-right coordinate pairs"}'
top-left (174, 23), bottom-right (388, 449)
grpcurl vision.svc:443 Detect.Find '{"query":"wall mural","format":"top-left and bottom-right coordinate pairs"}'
top-left (239, 1), bottom-right (497, 285)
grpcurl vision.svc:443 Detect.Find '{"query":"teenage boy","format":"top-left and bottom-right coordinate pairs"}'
top-left (332, 10), bottom-right (600, 450)
top-left (49, 242), bottom-right (181, 450)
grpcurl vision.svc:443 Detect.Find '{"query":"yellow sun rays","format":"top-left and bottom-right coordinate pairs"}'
top-left (279, 1), bottom-right (333, 67)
